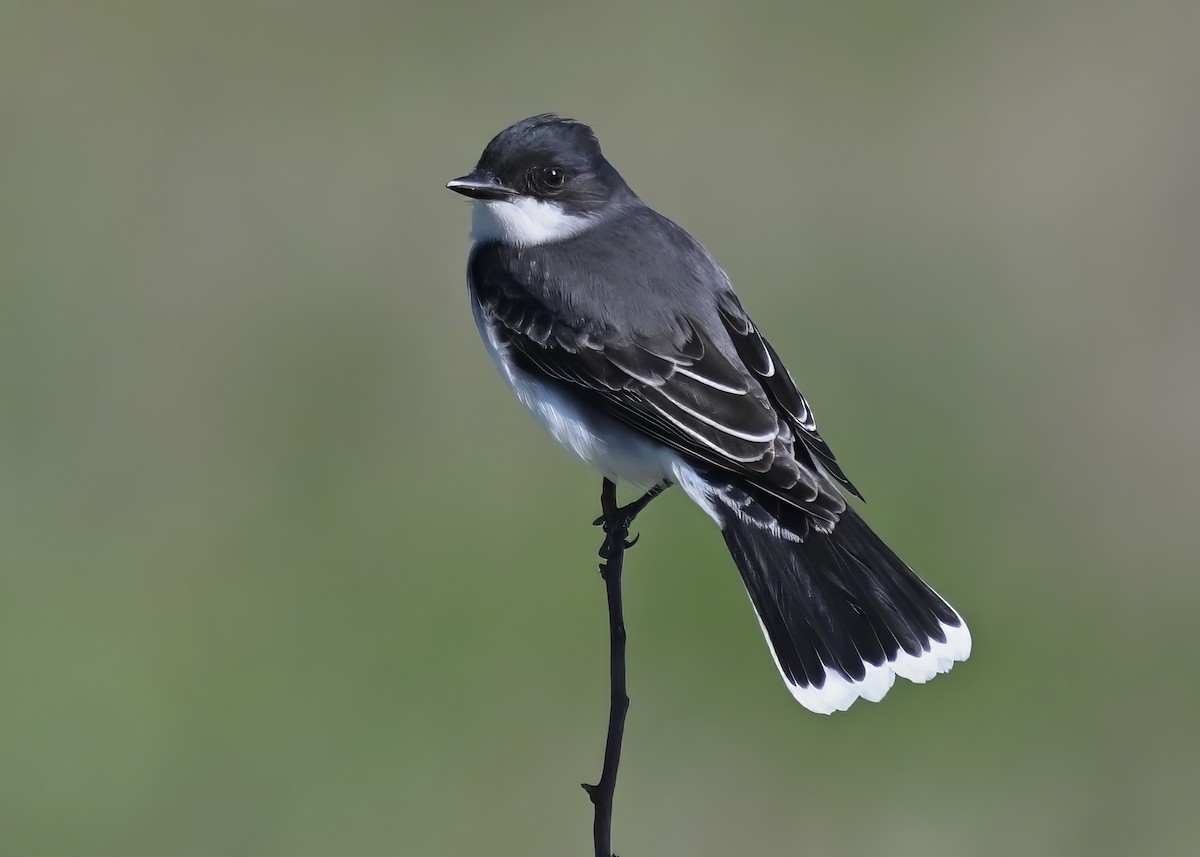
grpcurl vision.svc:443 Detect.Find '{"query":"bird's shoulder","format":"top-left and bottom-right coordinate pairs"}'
top-left (473, 205), bottom-right (726, 330)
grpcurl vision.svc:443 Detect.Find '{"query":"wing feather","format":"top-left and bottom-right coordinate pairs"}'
top-left (717, 293), bottom-right (861, 497)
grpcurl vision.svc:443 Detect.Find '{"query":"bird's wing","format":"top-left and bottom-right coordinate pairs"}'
top-left (716, 292), bottom-right (861, 498)
top-left (470, 246), bottom-right (855, 525)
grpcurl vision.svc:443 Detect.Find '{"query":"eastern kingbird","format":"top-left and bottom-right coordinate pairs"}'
top-left (447, 114), bottom-right (970, 714)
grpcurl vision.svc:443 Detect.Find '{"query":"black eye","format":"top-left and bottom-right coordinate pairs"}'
top-left (539, 167), bottom-right (566, 190)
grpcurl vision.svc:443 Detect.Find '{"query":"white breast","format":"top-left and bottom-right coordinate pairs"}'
top-left (469, 291), bottom-right (677, 488)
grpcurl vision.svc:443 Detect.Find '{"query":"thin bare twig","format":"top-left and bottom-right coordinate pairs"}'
top-left (582, 478), bottom-right (667, 857)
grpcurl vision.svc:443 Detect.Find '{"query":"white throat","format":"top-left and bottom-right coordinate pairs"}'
top-left (470, 197), bottom-right (594, 247)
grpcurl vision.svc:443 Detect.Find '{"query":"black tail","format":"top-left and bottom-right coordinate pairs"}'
top-left (694, 475), bottom-right (971, 714)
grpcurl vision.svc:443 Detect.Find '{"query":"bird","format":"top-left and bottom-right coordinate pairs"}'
top-left (446, 114), bottom-right (970, 714)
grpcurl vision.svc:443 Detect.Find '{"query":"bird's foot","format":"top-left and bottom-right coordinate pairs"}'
top-left (594, 480), bottom-right (670, 560)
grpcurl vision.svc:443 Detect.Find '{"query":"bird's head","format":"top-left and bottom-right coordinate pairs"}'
top-left (447, 114), bottom-right (632, 247)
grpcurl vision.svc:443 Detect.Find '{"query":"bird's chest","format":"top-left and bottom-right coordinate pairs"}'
top-left (468, 287), bottom-right (673, 487)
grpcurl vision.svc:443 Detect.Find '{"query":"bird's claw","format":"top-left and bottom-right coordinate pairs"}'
top-left (598, 527), bottom-right (640, 560)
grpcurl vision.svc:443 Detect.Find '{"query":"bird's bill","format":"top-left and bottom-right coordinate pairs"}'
top-left (446, 169), bottom-right (518, 201)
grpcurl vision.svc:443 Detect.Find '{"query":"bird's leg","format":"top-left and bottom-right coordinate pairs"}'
top-left (582, 477), bottom-right (669, 857)
top-left (593, 479), bottom-right (671, 559)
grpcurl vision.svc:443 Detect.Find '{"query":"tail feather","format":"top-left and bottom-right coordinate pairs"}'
top-left (676, 464), bottom-right (971, 714)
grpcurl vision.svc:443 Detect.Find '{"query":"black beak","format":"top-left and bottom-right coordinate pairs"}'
top-left (446, 169), bottom-right (517, 201)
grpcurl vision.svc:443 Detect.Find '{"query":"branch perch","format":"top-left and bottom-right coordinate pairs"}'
top-left (582, 477), bottom-right (667, 857)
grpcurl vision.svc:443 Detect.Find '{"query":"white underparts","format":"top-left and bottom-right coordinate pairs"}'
top-left (470, 297), bottom-right (679, 487)
top-left (672, 463), bottom-right (804, 542)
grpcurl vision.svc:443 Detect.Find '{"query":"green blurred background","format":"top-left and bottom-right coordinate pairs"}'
top-left (2, 2), bottom-right (1197, 855)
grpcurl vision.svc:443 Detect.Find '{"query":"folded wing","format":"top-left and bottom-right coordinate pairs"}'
top-left (470, 245), bottom-right (852, 527)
